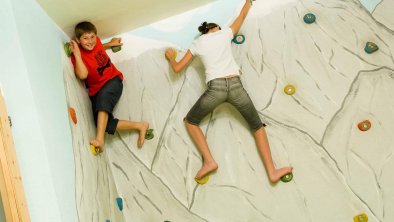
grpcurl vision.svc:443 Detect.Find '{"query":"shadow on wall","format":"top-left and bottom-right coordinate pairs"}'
top-left (62, 0), bottom-right (394, 221)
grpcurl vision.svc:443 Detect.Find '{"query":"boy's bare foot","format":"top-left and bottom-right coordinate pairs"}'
top-left (137, 122), bottom-right (149, 148)
top-left (268, 166), bottom-right (293, 183)
top-left (195, 161), bottom-right (218, 180)
top-left (90, 138), bottom-right (104, 153)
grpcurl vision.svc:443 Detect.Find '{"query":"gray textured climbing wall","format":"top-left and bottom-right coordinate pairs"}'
top-left (64, 0), bottom-right (394, 221)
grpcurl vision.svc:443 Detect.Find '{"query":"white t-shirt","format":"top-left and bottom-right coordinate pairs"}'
top-left (189, 28), bottom-right (240, 83)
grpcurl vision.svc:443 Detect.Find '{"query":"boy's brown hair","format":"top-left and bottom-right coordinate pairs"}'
top-left (74, 21), bottom-right (97, 39)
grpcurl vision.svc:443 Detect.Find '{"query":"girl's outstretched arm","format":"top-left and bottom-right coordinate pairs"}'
top-left (165, 48), bottom-right (193, 73)
top-left (230, 0), bottom-right (253, 35)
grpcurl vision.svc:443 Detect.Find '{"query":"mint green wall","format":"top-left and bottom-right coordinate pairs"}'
top-left (359, 0), bottom-right (382, 11)
top-left (0, 0), bottom-right (76, 221)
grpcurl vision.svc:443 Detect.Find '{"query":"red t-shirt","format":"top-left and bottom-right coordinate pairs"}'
top-left (71, 37), bottom-right (123, 96)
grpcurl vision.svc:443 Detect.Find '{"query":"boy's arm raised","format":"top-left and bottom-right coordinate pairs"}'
top-left (70, 40), bottom-right (88, 80)
top-left (230, 0), bottom-right (253, 35)
top-left (103, 38), bottom-right (122, 50)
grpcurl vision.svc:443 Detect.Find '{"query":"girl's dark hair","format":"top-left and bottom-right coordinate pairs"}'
top-left (198, 22), bottom-right (220, 35)
top-left (74, 21), bottom-right (97, 39)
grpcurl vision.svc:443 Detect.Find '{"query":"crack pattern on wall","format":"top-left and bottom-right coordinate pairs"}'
top-left (63, 0), bottom-right (394, 221)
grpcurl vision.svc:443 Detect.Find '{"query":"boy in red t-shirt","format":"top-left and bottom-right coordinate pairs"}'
top-left (70, 21), bottom-right (149, 152)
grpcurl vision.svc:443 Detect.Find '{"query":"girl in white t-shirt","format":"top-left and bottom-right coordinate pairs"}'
top-left (165, 0), bottom-right (293, 183)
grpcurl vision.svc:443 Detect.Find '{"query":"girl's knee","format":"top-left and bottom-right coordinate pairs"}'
top-left (184, 117), bottom-right (199, 127)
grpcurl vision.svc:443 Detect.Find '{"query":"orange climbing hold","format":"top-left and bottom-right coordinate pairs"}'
top-left (69, 107), bottom-right (77, 124)
top-left (357, 120), bottom-right (371, 131)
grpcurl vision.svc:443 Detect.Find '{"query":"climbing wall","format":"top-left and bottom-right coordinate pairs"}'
top-left (63, 0), bottom-right (394, 221)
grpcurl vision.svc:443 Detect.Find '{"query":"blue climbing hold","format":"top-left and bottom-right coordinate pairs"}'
top-left (303, 13), bottom-right (316, 24)
top-left (364, 42), bottom-right (379, 54)
top-left (232, 34), bottom-right (245, 44)
top-left (116, 197), bottom-right (123, 211)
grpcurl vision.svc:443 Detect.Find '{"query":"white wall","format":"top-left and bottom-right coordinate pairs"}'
top-left (0, 0), bottom-right (76, 221)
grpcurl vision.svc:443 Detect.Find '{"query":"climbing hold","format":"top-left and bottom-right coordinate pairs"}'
top-left (284, 84), bottom-right (296, 95)
top-left (357, 120), bottom-right (371, 131)
top-left (106, 220), bottom-right (110, 222)
top-left (364, 42), bottom-right (379, 54)
top-left (280, 173), bottom-right (293, 183)
top-left (232, 34), bottom-right (245, 44)
top-left (303, 13), bottom-right (316, 24)
top-left (165, 50), bottom-right (177, 60)
top-left (174, 50), bottom-right (177, 59)
top-left (111, 46), bottom-right (122, 53)
top-left (195, 175), bottom-right (210, 185)
top-left (116, 197), bottom-right (123, 211)
top-left (64, 42), bottom-right (72, 57)
top-left (69, 107), bottom-right (77, 124)
top-left (145, 129), bottom-right (154, 140)
top-left (90, 145), bottom-right (100, 156)
top-left (353, 213), bottom-right (368, 222)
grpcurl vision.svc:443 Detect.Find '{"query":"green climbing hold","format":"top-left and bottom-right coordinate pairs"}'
top-left (232, 34), bottom-right (245, 44)
top-left (280, 172), bottom-right (293, 183)
top-left (111, 46), bottom-right (122, 53)
top-left (145, 129), bottom-right (154, 140)
top-left (303, 13), bottom-right (316, 24)
top-left (64, 42), bottom-right (72, 57)
top-left (364, 42), bottom-right (378, 54)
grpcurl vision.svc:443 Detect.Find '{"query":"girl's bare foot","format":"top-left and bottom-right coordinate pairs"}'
top-left (195, 161), bottom-right (218, 180)
top-left (137, 122), bottom-right (149, 148)
top-left (90, 138), bottom-right (104, 153)
top-left (268, 166), bottom-right (293, 183)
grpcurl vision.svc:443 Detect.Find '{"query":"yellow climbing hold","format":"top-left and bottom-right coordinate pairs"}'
top-left (353, 213), bottom-right (368, 222)
top-left (165, 49), bottom-right (177, 60)
top-left (284, 84), bottom-right (296, 95)
top-left (90, 145), bottom-right (100, 156)
top-left (195, 175), bottom-right (209, 185)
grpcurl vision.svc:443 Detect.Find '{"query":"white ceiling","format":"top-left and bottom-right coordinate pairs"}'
top-left (36, 0), bottom-right (215, 38)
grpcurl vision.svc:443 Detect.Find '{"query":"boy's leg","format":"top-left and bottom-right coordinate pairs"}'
top-left (184, 121), bottom-right (218, 180)
top-left (90, 76), bottom-right (123, 152)
top-left (90, 111), bottom-right (109, 152)
top-left (116, 120), bottom-right (149, 148)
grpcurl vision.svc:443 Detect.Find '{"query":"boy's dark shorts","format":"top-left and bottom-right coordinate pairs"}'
top-left (89, 76), bottom-right (123, 135)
